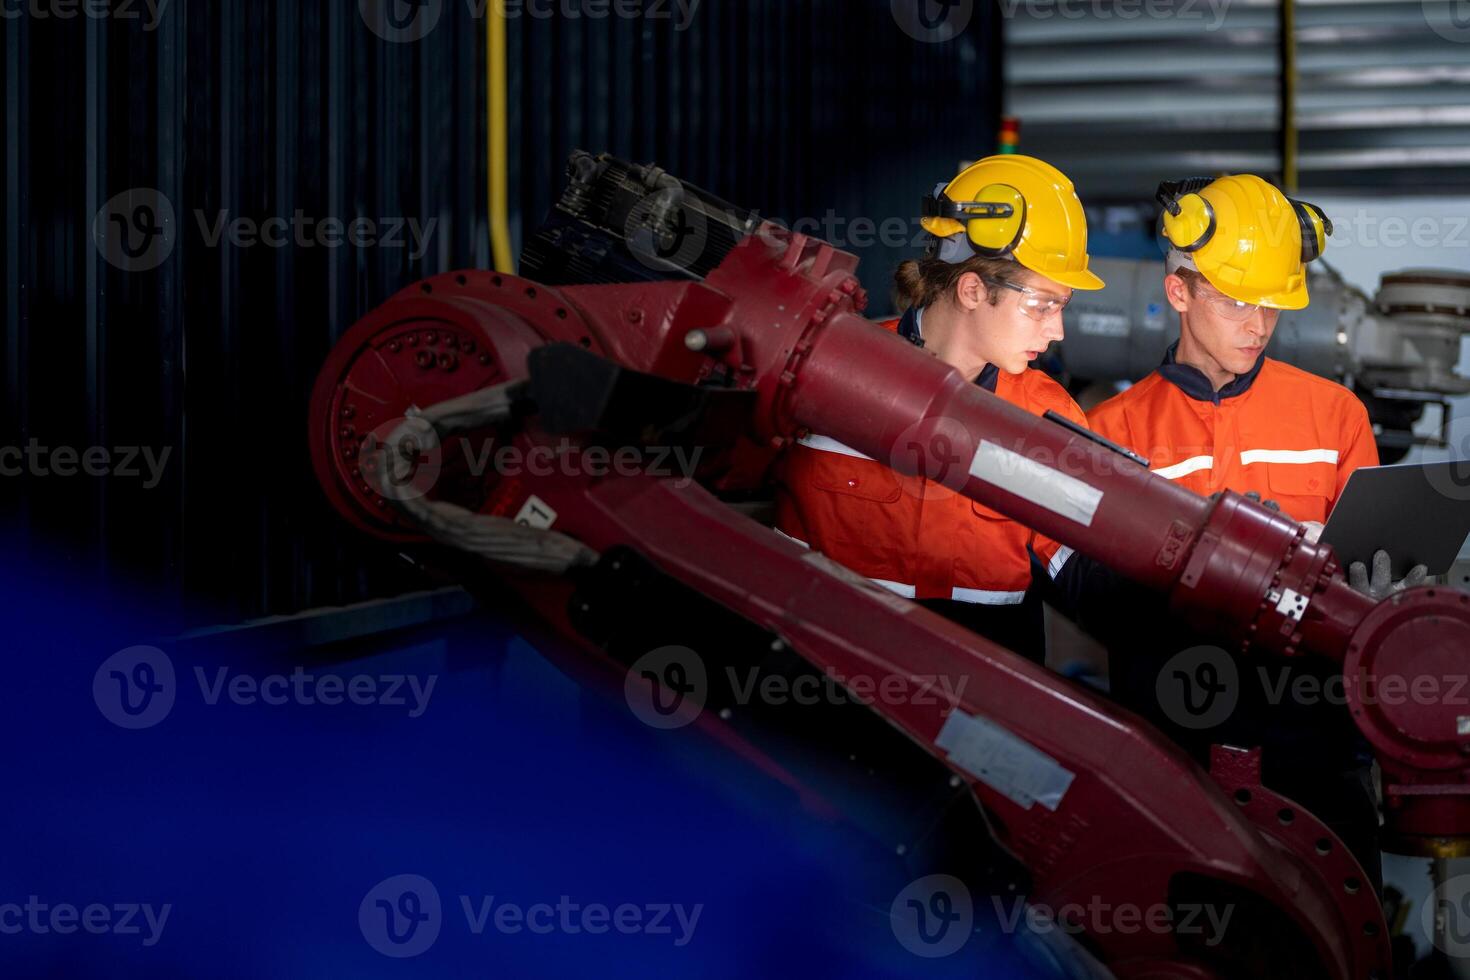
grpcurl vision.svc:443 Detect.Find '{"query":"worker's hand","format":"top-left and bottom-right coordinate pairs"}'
top-left (1301, 521), bottom-right (1324, 544)
top-left (1244, 491), bottom-right (1281, 512)
top-left (1347, 550), bottom-right (1429, 600)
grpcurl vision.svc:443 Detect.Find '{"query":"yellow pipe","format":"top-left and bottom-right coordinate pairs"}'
top-left (1281, 0), bottom-right (1298, 193)
top-left (487, 1), bottom-right (514, 273)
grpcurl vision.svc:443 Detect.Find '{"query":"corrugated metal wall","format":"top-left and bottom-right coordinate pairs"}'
top-left (2, 1), bottom-right (999, 625)
top-left (1008, 0), bottom-right (1470, 201)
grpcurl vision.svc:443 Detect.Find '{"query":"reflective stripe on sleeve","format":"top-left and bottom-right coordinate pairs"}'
top-left (1047, 546), bottom-right (1075, 580)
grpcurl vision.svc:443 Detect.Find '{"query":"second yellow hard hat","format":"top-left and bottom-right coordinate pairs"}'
top-left (1157, 173), bottom-right (1332, 310)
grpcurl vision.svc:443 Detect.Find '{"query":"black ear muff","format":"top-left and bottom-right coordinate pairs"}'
top-left (1156, 177), bottom-right (1217, 253)
top-left (1291, 198), bottom-right (1332, 263)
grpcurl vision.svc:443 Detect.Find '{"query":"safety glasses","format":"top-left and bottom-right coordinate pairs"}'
top-left (984, 276), bottom-right (1071, 321)
top-left (1201, 290), bottom-right (1281, 323)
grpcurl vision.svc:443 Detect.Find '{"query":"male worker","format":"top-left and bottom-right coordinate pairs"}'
top-left (1053, 174), bottom-right (1423, 890)
top-left (1088, 177), bottom-right (1370, 532)
top-left (1078, 174), bottom-right (1424, 591)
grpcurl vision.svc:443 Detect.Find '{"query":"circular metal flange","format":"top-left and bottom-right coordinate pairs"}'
top-left (307, 274), bottom-right (556, 541)
top-left (1342, 586), bottom-right (1470, 772)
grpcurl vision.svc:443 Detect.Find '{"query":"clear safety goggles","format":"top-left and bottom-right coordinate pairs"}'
top-left (984, 276), bottom-right (1072, 321)
top-left (1200, 290), bottom-right (1282, 323)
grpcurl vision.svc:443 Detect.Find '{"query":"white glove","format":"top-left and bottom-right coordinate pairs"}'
top-left (1348, 549), bottom-right (1429, 600)
top-left (1302, 521), bottom-right (1324, 544)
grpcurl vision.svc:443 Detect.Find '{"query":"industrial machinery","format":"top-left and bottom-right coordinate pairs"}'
top-left (1062, 258), bottom-right (1470, 462)
top-left (309, 154), bottom-right (1470, 978)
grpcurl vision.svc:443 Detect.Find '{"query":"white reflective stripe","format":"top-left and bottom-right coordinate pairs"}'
top-left (773, 527), bottom-right (810, 549)
top-left (774, 529), bottom-right (1020, 605)
top-left (1151, 455), bottom-right (1214, 480)
top-left (951, 586), bottom-right (1026, 605)
top-left (1047, 546), bottom-right (1075, 580)
top-left (872, 578), bottom-right (917, 598)
top-left (796, 433), bottom-right (875, 461)
top-left (1239, 448), bottom-right (1340, 467)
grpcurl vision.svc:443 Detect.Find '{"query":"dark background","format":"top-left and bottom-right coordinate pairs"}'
top-left (1, 0), bottom-right (1000, 626)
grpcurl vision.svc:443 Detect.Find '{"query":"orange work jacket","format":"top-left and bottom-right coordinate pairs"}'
top-left (773, 309), bottom-right (1085, 605)
top-left (1086, 343), bottom-right (1379, 524)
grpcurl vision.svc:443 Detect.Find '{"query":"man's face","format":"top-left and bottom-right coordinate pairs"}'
top-left (1165, 272), bottom-right (1281, 377)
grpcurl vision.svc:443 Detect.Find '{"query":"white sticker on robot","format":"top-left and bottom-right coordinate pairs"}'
top-left (1274, 587), bottom-right (1309, 622)
top-left (936, 709), bottom-right (1075, 812)
top-left (968, 441), bottom-right (1104, 527)
top-left (514, 494), bottom-right (557, 529)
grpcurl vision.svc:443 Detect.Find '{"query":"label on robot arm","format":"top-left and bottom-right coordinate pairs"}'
top-left (968, 441), bottom-right (1104, 527)
top-left (514, 494), bottom-right (558, 529)
top-left (936, 709), bottom-right (1076, 812)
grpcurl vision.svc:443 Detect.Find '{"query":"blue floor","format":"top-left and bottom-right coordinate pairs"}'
top-left (0, 558), bottom-right (1066, 979)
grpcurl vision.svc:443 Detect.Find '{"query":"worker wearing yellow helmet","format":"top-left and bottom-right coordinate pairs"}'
top-left (1080, 174), bottom-right (1421, 595)
top-left (1054, 174), bottom-right (1420, 892)
top-left (1082, 178), bottom-right (1362, 521)
top-left (918, 153), bottom-right (1106, 292)
top-left (774, 154), bottom-right (1104, 660)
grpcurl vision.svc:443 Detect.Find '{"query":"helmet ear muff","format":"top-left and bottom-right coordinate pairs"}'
top-left (1156, 176), bottom-right (1218, 253)
top-left (922, 185), bottom-right (1024, 255)
top-left (964, 183), bottom-right (1026, 256)
top-left (1291, 198), bottom-right (1332, 263)
top-left (1160, 192), bottom-right (1215, 252)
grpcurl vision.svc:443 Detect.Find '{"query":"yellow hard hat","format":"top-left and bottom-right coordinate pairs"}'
top-left (1156, 174), bottom-right (1332, 310)
top-left (920, 154), bottom-right (1104, 291)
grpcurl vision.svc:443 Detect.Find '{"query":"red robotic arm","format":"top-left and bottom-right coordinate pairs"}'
top-left (720, 234), bottom-right (1470, 860)
top-left (309, 223), bottom-right (1470, 977)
